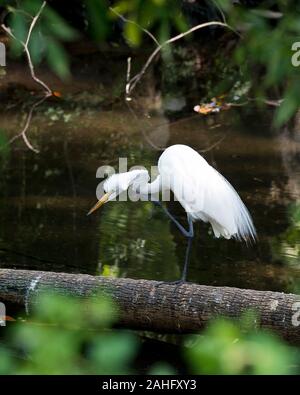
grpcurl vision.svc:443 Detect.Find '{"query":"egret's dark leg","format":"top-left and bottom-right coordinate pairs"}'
top-left (153, 201), bottom-right (194, 282)
top-left (152, 201), bottom-right (191, 237)
top-left (181, 216), bottom-right (194, 282)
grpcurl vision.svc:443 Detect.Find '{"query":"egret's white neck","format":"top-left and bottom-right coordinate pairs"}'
top-left (138, 175), bottom-right (162, 196)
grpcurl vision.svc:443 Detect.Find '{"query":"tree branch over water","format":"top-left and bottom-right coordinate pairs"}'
top-left (126, 21), bottom-right (233, 97)
top-left (1, 1), bottom-right (52, 153)
top-left (1, 269), bottom-right (299, 344)
top-left (109, 7), bottom-right (160, 47)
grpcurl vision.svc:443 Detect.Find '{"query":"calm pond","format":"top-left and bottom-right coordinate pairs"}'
top-left (1, 55), bottom-right (300, 295)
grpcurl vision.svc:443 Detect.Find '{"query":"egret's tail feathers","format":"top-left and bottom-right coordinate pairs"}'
top-left (234, 201), bottom-right (257, 244)
top-left (210, 220), bottom-right (231, 239)
top-left (210, 169), bottom-right (257, 244)
top-left (211, 212), bottom-right (256, 243)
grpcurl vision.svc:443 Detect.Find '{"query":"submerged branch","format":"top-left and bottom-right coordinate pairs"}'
top-left (7, 95), bottom-right (50, 153)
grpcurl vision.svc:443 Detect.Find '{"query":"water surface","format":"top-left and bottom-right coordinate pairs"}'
top-left (1, 64), bottom-right (300, 294)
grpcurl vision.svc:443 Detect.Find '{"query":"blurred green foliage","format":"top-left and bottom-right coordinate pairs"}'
top-left (2, 0), bottom-right (299, 124)
top-left (0, 0), bottom-right (185, 79)
top-left (215, 0), bottom-right (300, 126)
top-left (186, 315), bottom-right (298, 375)
top-left (85, 0), bottom-right (110, 40)
top-left (0, 292), bottom-right (140, 374)
top-left (3, 0), bottom-right (78, 79)
top-left (111, 0), bottom-right (187, 46)
top-left (0, 292), bottom-right (299, 374)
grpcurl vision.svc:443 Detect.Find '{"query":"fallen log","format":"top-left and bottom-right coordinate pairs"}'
top-left (0, 269), bottom-right (299, 343)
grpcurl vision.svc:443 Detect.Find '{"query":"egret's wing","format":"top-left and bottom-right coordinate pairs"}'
top-left (200, 166), bottom-right (256, 241)
top-left (158, 146), bottom-right (207, 213)
top-left (158, 145), bottom-right (256, 242)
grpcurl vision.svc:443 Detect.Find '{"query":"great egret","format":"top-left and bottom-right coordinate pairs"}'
top-left (88, 144), bottom-right (256, 282)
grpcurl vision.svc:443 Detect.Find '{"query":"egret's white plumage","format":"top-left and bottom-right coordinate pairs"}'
top-left (156, 145), bottom-right (256, 241)
top-left (89, 144), bottom-right (256, 243)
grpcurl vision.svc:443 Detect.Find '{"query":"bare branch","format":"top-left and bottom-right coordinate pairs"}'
top-left (1, 1), bottom-right (53, 153)
top-left (25, 1), bottom-right (46, 46)
top-left (0, 24), bottom-right (18, 41)
top-left (109, 7), bottom-right (160, 47)
top-left (1, 1), bottom-right (51, 94)
top-left (199, 135), bottom-right (226, 153)
top-left (126, 21), bottom-right (232, 96)
top-left (23, 45), bottom-right (52, 94)
top-left (125, 56), bottom-right (131, 96)
top-left (248, 97), bottom-right (283, 107)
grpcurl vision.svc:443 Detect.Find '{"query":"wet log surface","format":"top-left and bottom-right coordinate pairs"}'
top-left (0, 269), bottom-right (299, 343)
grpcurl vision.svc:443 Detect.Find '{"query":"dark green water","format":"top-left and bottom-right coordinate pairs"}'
top-left (0, 95), bottom-right (299, 293)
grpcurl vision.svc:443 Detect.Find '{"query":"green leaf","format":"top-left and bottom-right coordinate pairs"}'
top-left (173, 13), bottom-right (188, 33)
top-left (124, 20), bottom-right (141, 47)
top-left (46, 38), bottom-right (70, 80)
top-left (44, 7), bottom-right (78, 41)
top-left (274, 82), bottom-right (300, 126)
top-left (85, 0), bottom-right (110, 40)
top-left (158, 18), bottom-right (170, 45)
top-left (22, 0), bottom-right (45, 15)
top-left (28, 28), bottom-right (46, 65)
top-left (8, 11), bottom-right (27, 57)
top-left (214, 0), bottom-right (232, 12)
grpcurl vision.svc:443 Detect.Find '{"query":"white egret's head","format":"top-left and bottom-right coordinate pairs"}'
top-left (87, 169), bottom-right (149, 215)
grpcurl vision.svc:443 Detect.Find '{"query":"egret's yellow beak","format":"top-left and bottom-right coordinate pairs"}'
top-left (87, 192), bottom-right (111, 216)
